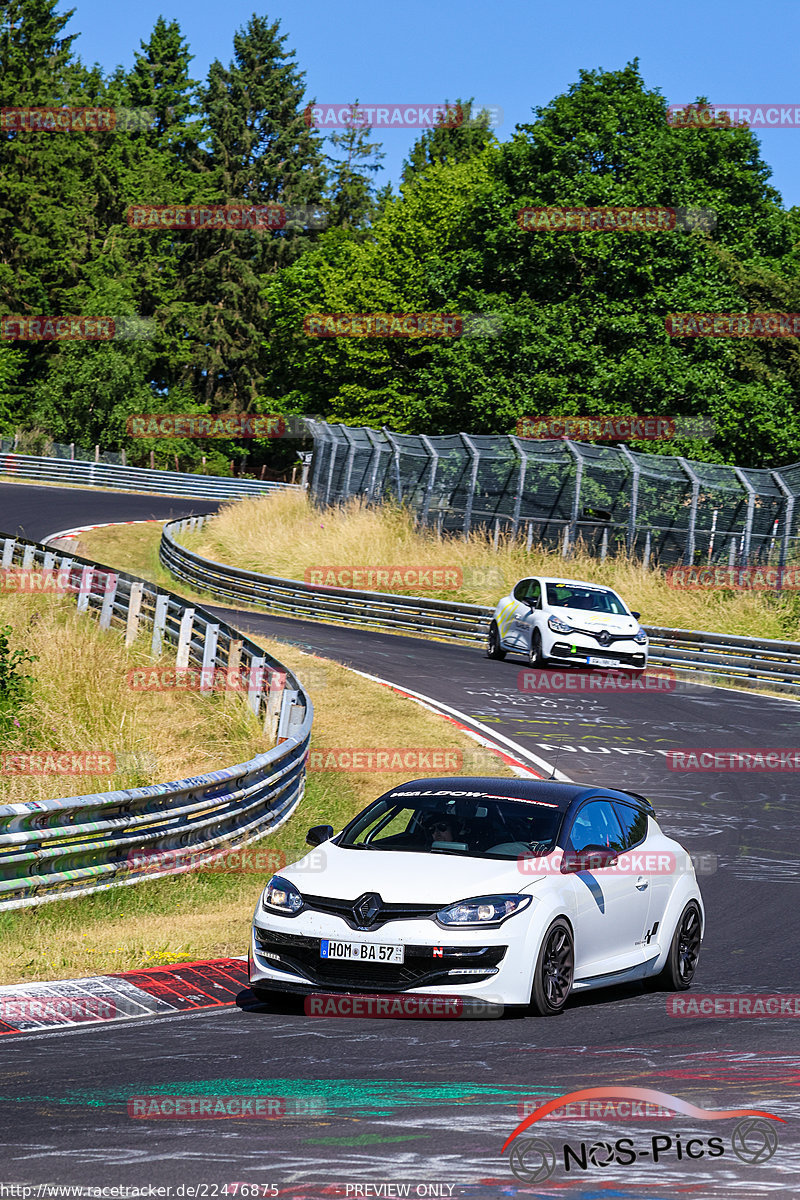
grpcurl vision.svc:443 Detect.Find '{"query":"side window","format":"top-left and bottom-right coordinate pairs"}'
top-left (613, 803), bottom-right (649, 850)
top-left (566, 800), bottom-right (625, 854)
top-left (513, 578), bottom-right (534, 601)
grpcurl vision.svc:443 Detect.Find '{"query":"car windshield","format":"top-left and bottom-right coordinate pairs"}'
top-left (545, 584), bottom-right (628, 615)
top-left (338, 791), bottom-right (563, 859)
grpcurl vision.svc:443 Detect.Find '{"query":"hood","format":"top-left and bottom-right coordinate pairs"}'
top-left (280, 841), bottom-right (529, 904)
top-left (561, 608), bottom-right (638, 633)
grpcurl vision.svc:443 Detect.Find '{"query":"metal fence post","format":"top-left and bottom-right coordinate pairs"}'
top-left (382, 427), bottom-right (403, 502)
top-left (1, 538), bottom-right (15, 568)
top-left (364, 427), bottom-right (385, 502)
top-left (563, 440), bottom-right (585, 550)
top-left (340, 425), bottom-right (358, 498)
top-left (732, 467), bottom-right (756, 565)
top-left (419, 435), bottom-right (439, 529)
top-left (507, 435), bottom-right (528, 539)
top-left (772, 470), bottom-right (795, 576)
top-left (460, 434), bottom-right (480, 538)
top-left (677, 457), bottom-right (701, 564)
top-left (617, 445), bottom-right (641, 552)
top-left (99, 572), bottom-right (118, 629)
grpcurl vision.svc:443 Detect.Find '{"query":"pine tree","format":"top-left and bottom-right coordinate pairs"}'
top-left (401, 99), bottom-right (494, 186)
top-left (186, 14), bottom-right (327, 410)
top-left (325, 104), bottom-right (385, 232)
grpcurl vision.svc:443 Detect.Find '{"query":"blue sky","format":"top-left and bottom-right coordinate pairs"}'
top-left (61, 0), bottom-right (800, 207)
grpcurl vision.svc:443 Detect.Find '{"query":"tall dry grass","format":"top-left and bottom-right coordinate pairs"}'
top-left (183, 490), bottom-right (800, 640)
top-left (0, 589), bottom-right (267, 802)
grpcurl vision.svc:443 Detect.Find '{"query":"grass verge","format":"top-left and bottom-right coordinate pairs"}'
top-left (171, 490), bottom-right (800, 642)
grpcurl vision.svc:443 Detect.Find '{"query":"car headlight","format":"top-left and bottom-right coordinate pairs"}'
top-left (261, 875), bottom-right (304, 915)
top-left (633, 627), bottom-right (648, 645)
top-left (436, 894), bottom-right (532, 927)
top-left (547, 615), bottom-right (573, 635)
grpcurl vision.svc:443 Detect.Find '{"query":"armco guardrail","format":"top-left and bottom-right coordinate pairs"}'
top-left (0, 531), bottom-right (312, 910)
top-left (0, 450), bottom-right (296, 500)
top-left (161, 514), bottom-right (800, 695)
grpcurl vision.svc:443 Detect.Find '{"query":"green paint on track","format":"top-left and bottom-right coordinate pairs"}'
top-left (1, 1078), bottom-right (564, 1114)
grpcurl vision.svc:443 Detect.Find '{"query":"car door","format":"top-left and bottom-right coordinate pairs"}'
top-left (503, 578), bottom-right (542, 648)
top-left (562, 798), bottom-right (652, 980)
top-left (502, 578), bottom-right (541, 650)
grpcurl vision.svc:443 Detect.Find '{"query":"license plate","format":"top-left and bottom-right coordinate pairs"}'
top-left (587, 656), bottom-right (621, 667)
top-left (320, 939), bottom-right (404, 963)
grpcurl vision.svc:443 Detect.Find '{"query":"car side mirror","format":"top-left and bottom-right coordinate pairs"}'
top-left (306, 824), bottom-right (333, 847)
top-left (561, 847), bottom-right (619, 873)
top-left (631, 612), bottom-right (641, 620)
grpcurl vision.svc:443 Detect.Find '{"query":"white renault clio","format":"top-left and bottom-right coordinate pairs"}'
top-left (487, 576), bottom-right (648, 670)
top-left (249, 777), bottom-right (703, 1015)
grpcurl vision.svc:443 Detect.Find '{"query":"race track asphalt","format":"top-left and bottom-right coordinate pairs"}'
top-left (0, 482), bottom-right (796, 1198)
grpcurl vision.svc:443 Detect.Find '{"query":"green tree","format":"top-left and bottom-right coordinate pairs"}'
top-left (325, 104), bottom-right (385, 232)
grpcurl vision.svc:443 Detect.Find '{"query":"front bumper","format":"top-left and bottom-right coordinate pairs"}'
top-left (545, 630), bottom-right (647, 668)
top-left (249, 908), bottom-right (535, 1004)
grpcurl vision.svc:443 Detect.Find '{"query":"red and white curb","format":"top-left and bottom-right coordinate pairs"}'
top-left (44, 518), bottom-right (161, 551)
top-left (0, 956), bottom-right (250, 1034)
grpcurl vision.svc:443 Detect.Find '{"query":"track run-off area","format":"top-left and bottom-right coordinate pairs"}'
top-left (0, 481), bottom-right (798, 1198)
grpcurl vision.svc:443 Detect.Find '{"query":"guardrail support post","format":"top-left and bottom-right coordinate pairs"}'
top-left (125, 582), bottom-right (144, 645)
top-left (21, 544), bottom-right (35, 570)
top-left (1, 538), bottom-right (15, 568)
top-left (247, 655), bottom-right (267, 716)
top-left (76, 565), bottom-right (94, 612)
top-left (265, 667), bottom-right (286, 738)
top-left (277, 688), bottom-right (300, 743)
top-left (176, 608), bottom-right (195, 668)
top-left (151, 594), bottom-right (169, 656)
top-left (200, 623), bottom-right (220, 691)
top-left (100, 571), bottom-right (118, 629)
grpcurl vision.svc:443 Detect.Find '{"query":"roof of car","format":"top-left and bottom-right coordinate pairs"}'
top-left (531, 576), bottom-right (617, 590)
top-left (384, 777), bottom-right (653, 814)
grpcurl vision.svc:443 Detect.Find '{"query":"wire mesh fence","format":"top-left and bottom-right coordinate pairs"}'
top-left (307, 420), bottom-right (800, 568)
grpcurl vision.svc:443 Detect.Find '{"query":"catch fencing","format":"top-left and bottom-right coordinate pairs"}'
top-left (0, 531), bottom-right (312, 910)
top-left (161, 515), bottom-right (800, 696)
top-left (0, 446), bottom-right (294, 500)
top-left (307, 420), bottom-right (800, 569)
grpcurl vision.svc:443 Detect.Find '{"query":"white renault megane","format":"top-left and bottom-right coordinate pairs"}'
top-left (249, 777), bottom-right (703, 1015)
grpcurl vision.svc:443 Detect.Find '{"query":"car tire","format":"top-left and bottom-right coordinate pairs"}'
top-left (530, 919), bottom-right (574, 1016)
top-left (486, 622), bottom-right (506, 660)
top-left (529, 629), bottom-right (545, 667)
top-left (660, 901), bottom-right (702, 990)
